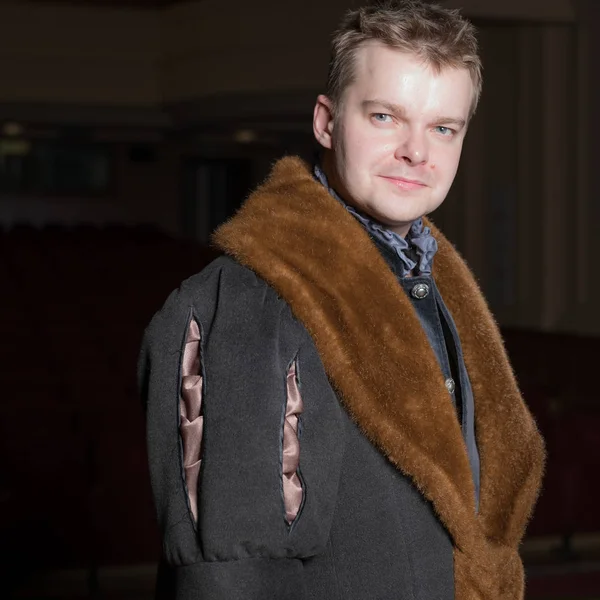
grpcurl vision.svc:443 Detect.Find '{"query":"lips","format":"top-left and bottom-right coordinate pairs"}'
top-left (379, 175), bottom-right (428, 190)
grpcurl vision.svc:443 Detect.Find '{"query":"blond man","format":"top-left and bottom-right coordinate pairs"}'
top-left (139, 2), bottom-right (545, 598)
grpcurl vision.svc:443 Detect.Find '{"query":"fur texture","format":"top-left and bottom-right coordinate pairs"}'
top-left (212, 157), bottom-right (545, 599)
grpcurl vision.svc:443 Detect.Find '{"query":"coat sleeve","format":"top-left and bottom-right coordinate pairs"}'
top-left (138, 258), bottom-right (343, 600)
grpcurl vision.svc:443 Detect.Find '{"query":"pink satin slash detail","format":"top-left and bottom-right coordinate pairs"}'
top-left (180, 319), bottom-right (203, 522)
top-left (283, 360), bottom-right (304, 524)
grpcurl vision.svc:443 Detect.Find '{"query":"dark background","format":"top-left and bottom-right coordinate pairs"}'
top-left (1, 0), bottom-right (598, 598)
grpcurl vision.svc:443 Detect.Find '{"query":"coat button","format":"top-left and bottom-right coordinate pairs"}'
top-left (411, 283), bottom-right (430, 300)
top-left (445, 378), bottom-right (456, 394)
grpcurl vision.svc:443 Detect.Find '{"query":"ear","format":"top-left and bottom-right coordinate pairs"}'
top-left (313, 94), bottom-right (335, 150)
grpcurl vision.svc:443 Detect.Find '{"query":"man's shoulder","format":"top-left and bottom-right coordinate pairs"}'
top-left (148, 255), bottom-right (291, 333)
top-left (179, 255), bottom-right (277, 304)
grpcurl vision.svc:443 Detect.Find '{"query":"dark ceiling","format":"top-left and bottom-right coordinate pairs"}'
top-left (26, 0), bottom-right (188, 8)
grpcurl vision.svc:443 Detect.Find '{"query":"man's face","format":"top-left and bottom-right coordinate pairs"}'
top-left (314, 42), bottom-right (473, 236)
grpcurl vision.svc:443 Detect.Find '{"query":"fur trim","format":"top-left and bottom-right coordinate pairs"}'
top-left (212, 156), bottom-right (545, 599)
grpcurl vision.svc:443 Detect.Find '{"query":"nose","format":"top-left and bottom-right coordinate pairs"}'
top-left (395, 129), bottom-right (429, 166)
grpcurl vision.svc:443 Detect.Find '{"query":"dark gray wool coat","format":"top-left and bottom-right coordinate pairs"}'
top-left (138, 157), bottom-right (545, 600)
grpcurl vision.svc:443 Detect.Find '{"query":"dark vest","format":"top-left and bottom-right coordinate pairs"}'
top-left (372, 235), bottom-right (481, 508)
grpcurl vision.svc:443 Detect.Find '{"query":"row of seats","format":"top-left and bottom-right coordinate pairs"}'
top-left (0, 224), bottom-right (598, 573)
top-left (0, 225), bottom-right (216, 578)
top-left (502, 329), bottom-right (600, 537)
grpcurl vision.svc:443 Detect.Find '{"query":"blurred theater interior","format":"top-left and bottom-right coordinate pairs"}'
top-left (0, 0), bottom-right (599, 598)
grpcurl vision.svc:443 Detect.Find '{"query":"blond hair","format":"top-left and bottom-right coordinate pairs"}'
top-left (327, 0), bottom-right (482, 118)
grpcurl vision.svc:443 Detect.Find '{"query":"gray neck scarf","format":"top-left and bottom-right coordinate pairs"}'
top-left (314, 164), bottom-right (438, 277)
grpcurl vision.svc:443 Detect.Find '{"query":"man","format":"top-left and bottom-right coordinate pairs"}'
top-left (138, 1), bottom-right (545, 598)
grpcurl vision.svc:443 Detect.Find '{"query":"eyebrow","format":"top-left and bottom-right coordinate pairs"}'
top-left (362, 99), bottom-right (466, 130)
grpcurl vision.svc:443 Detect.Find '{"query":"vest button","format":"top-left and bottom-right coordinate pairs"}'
top-left (445, 378), bottom-right (456, 394)
top-left (411, 283), bottom-right (430, 300)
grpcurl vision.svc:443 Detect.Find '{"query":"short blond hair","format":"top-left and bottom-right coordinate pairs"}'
top-left (327, 0), bottom-right (482, 118)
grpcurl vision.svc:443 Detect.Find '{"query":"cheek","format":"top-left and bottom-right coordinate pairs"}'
top-left (340, 119), bottom-right (391, 163)
top-left (446, 151), bottom-right (463, 182)
top-left (345, 137), bottom-right (391, 178)
top-left (431, 145), bottom-right (463, 179)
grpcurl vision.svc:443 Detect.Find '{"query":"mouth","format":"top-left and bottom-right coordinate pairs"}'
top-left (379, 175), bottom-right (428, 191)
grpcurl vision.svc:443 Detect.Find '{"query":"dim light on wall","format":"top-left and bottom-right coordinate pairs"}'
top-left (0, 139), bottom-right (31, 157)
top-left (2, 122), bottom-right (24, 138)
top-left (0, 122), bottom-right (30, 156)
top-left (233, 129), bottom-right (257, 144)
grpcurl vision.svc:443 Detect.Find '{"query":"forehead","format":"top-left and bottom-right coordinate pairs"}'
top-left (347, 42), bottom-right (473, 119)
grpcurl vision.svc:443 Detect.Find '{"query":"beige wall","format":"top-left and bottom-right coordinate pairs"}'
top-left (160, 0), bottom-right (349, 102)
top-left (433, 19), bottom-right (597, 337)
top-left (0, 0), bottom-right (577, 107)
top-left (160, 0), bottom-right (575, 103)
top-left (0, 3), bottom-right (160, 105)
top-left (0, 0), bottom-right (596, 337)
top-left (442, 0), bottom-right (575, 22)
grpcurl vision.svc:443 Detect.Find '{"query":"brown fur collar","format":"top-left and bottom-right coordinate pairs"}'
top-left (212, 156), bottom-right (545, 599)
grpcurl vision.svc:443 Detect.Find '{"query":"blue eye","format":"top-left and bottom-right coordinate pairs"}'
top-left (435, 126), bottom-right (454, 136)
top-left (372, 113), bottom-right (392, 123)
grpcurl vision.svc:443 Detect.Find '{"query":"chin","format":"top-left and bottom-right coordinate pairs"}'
top-left (371, 212), bottom-right (420, 229)
top-left (373, 203), bottom-right (429, 225)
